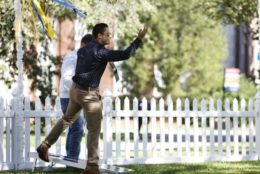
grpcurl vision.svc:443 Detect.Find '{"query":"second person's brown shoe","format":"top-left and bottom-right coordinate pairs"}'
top-left (36, 142), bottom-right (50, 162)
top-left (83, 166), bottom-right (100, 174)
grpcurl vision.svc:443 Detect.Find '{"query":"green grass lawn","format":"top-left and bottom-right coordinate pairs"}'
top-left (1, 161), bottom-right (260, 174)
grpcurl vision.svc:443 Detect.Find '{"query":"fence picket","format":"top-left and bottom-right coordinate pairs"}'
top-left (233, 99), bottom-right (239, 156)
top-left (201, 99), bottom-right (207, 157)
top-left (255, 92), bottom-right (260, 158)
top-left (209, 99), bottom-right (214, 156)
top-left (225, 99), bottom-right (231, 157)
top-left (241, 99), bottom-right (246, 155)
top-left (24, 97), bottom-right (30, 161)
top-left (217, 99), bottom-right (223, 155)
top-left (167, 97), bottom-right (174, 157)
top-left (44, 97), bottom-right (51, 137)
top-left (124, 97), bottom-right (130, 159)
top-left (248, 99), bottom-right (254, 155)
top-left (193, 99), bottom-right (199, 157)
top-left (53, 97), bottom-right (62, 155)
top-left (176, 98), bottom-right (182, 157)
top-left (35, 97), bottom-right (41, 149)
top-left (133, 98), bottom-right (139, 159)
top-left (159, 98), bottom-right (165, 158)
top-left (142, 98), bottom-right (148, 158)
top-left (115, 97), bottom-right (121, 158)
top-left (185, 98), bottom-right (190, 157)
top-left (0, 97), bottom-right (3, 162)
top-left (103, 90), bottom-right (112, 162)
top-left (150, 98), bottom-right (157, 158)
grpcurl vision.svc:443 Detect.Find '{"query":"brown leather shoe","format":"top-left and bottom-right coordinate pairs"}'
top-left (36, 142), bottom-right (50, 162)
top-left (83, 166), bottom-right (100, 174)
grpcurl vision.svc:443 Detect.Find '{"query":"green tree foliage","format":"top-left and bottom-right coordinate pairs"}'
top-left (1, 0), bottom-right (258, 101)
top-left (224, 75), bottom-right (258, 101)
top-left (200, 0), bottom-right (258, 38)
top-left (122, 0), bottom-right (227, 100)
top-left (201, 0), bottom-right (257, 25)
top-left (121, 41), bottom-right (156, 98)
top-left (74, 0), bottom-right (155, 39)
top-left (23, 38), bottom-right (60, 102)
top-left (0, 0), bottom-right (156, 98)
top-left (200, 0), bottom-right (258, 100)
top-left (0, 0), bottom-right (60, 100)
top-left (0, 1), bottom-right (16, 87)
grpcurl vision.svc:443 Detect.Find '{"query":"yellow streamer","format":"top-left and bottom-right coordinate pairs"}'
top-left (28, 0), bottom-right (39, 42)
top-left (32, 0), bottom-right (54, 39)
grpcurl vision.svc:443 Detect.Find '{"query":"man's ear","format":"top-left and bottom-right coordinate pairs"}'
top-left (97, 33), bottom-right (102, 39)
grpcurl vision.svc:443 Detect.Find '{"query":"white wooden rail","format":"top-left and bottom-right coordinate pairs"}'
top-left (0, 91), bottom-right (260, 170)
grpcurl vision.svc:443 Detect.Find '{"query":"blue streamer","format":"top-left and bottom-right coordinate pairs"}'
top-left (31, 0), bottom-right (46, 33)
top-left (52, 0), bottom-right (86, 18)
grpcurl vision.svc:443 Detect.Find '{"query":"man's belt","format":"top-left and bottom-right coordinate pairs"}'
top-left (75, 84), bottom-right (99, 92)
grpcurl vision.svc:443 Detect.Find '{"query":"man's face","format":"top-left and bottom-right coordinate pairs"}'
top-left (99, 27), bottom-right (111, 45)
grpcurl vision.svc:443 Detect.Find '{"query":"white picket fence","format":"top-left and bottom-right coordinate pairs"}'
top-left (0, 91), bottom-right (260, 170)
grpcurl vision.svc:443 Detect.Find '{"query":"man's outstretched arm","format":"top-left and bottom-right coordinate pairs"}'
top-left (97, 26), bottom-right (148, 62)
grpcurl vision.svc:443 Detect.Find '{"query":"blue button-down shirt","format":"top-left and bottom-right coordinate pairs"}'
top-left (72, 38), bottom-right (142, 88)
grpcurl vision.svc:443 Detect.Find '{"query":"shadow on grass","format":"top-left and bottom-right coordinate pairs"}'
top-left (0, 167), bottom-right (82, 174)
top-left (126, 161), bottom-right (260, 174)
top-left (2, 161), bottom-right (260, 174)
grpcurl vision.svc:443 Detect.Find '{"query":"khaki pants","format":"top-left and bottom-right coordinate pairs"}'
top-left (45, 83), bottom-right (102, 165)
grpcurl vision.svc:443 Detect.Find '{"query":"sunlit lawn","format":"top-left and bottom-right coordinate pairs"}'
top-left (1, 161), bottom-right (260, 174)
top-left (1, 131), bottom-right (260, 173)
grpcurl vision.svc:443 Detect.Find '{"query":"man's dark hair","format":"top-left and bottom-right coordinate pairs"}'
top-left (81, 34), bottom-right (93, 44)
top-left (92, 23), bottom-right (108, 38)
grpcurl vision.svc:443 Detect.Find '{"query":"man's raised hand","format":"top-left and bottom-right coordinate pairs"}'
top-left (137, 26), bottom-right (148, 40)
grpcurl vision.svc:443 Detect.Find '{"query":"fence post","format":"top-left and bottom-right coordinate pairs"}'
top-left (255, 92), bottom-right (260, 159)
top-left (12, 0), bottom-right (26, 169)
top-left (102, 89), bottom-right (113, 164)
top-left (11, 94), bottom-right (25, 169)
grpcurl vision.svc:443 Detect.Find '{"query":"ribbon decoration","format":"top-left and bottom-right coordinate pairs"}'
top-left (52, 0), bottom-right (86, 18)
top-left (28, 0), bottom-right (40, 41)
top-left (15, 0), bottom-right (25, 44)
top-left (31, 0), bottom-right (55, 39)
top-left (16, 0), bottom-right (88, 40)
